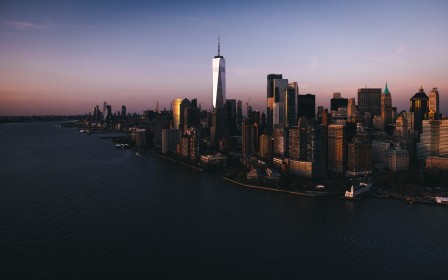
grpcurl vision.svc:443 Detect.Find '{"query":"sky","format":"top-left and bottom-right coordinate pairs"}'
top-left (1, 0), bottom-right (447, 116)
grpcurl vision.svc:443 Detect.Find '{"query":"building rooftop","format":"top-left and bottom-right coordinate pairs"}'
top-left (383, 82), bottom-right (391, 95)
top-left (411, 86), bottom-right (428, 100)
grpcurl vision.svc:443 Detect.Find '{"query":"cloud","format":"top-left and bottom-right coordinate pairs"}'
top-left (368, 45), bottom-right (406, 62)
top-left (1, 20), bottom-right (47, 30)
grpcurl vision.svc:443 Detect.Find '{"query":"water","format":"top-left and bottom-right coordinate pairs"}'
top-left (1, 122), bottom-right (447, 279)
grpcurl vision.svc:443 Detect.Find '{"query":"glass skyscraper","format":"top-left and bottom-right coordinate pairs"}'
top-left (212, 38), bottom-right (226, 110)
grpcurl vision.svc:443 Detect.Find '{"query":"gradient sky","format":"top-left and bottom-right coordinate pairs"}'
top-left (1, 0), bottom-right (447, 116)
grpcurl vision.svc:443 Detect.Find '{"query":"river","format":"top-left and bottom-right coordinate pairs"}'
top-left (0, 122), bottom-right (447, 279)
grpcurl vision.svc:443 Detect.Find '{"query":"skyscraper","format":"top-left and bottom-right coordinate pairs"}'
top-left (381, 83), bottom-right (393, 130)
top-left (429, 87), bottom-right (440, 120)
top-left (242, 119), bottom-right (257, 156)
top-left (212, 37), bottom-right (226, 110)
top-left (330, 93), bottom-right (348, 112)
top-left (267, 74), bottom-right (283, 135)
top-left (210, 38), bottom-right (228, 146)
top-left (298, 94), bottom-right (315, 120)
top-left (172, 98), bottom-right (182, 129)
top-left (410, 86), bottom-right (429, 135)
top-left (284, 85), bottom-right (297, 127)
top-left (347, 98), bottom-right (356, 118)
top-left (358, 88), bottom-right (381, 126)
top-left (121, 105), bottom-right (126, 119)
top-left (416, 120), bottom-right (448, 161)
top-left (327, 124), bottom-right (346, 174)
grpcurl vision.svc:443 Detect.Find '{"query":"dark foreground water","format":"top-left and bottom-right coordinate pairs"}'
top-left (1, 122), bottom-right (447, 279)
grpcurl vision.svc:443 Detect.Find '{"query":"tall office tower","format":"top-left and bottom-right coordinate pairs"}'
top-left (317, 106), bottom-right (324, 122)
top-left (184, 104), bottom-right (200, 132)
top-left (93, 105), bottom-right (99, 121)
top-left (285, 85), bottom-right (297, 127)
top-left (298, 117), bottom-right (309, 160)
top-left (250, 110), bottom-right (261, 125)
top-left (242, 119), bottom-right (257, 156)
top-left (417, 120), bottom-right (448, 161)
top-left (121, 105), bottom-right (126, 119)
top-left (179, 98), bottom-right (191, 133)
top-left (210, 39), bottom-right (228, 146)
top-left (267, 74), bottom-right (286, 135)
top-left (236, 100), bottom-right (243, 128)
top-left (273, 124), bottom-right (285, 156)
top-left (259, 134), bottom-right (272, 159)
top-left (410, 86), bottom-right (429, 135)
top-left (327, 124), bottom-right (347, 174)
top-left (358, 88), bottom-right (381, 126)
top-left (381, 83), bottom-right (393, 130)
top-left (225, 99), bottom-right (237, 135)
top-left (308, 123), bottom-right (327, 178)
top-left (347, 138), bottom-right (373, 176)
top-left (322, 109), bottom-right (332, 127)
top-left (273, 102), bottom-right (285, 126)
top-left (212, 37), bottom-right (225, 110)
top-left (330, 93), bottom-right (348, 112)
top-left (172, 98), bottom-right (182, 129)
top-left (103, 101), bottom-right (108, 120)
top-left (429, 87), bottom-right (440, 120)
top-left (298, 94), bottom-right (316, 120)
top-left (106, 105), bottom-right (112, 120)
top-left (347, 98), bottom-right (356, 117)
top-left (288, 126), bottom-right (299, 159)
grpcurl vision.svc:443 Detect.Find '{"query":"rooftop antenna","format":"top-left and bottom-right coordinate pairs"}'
top-left (218, 35), bottom-right (221, 56)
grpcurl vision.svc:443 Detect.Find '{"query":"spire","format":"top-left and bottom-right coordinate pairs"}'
top-left (217, 35), bottom-right (221, 56)
top-left (384, 82), bottom-right (391, 95)
top-left (419, 85), bottom-right (424, 93)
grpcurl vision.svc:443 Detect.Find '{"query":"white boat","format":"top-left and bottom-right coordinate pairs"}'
top-left (345, 180), bottom-right (372, 198)
top-left (435, 197), bottom-right (448, 205)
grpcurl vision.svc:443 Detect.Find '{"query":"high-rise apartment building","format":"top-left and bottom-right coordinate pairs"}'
top-left (162, 128), bottom-right (181, 154)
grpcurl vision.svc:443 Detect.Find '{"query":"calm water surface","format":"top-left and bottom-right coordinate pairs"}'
top-left (1, 122), bottom-right (447, 279)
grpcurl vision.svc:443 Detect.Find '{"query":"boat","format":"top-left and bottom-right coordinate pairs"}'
top-left (345, 179), bottom-right (372, 198)
top-left (115, 144), bottom-right (130, 149)
top-left (435, 197), bottom-right (448, 205)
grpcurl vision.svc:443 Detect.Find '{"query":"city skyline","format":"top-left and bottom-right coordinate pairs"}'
top-left (1, 0), bottom-right (447, 115)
